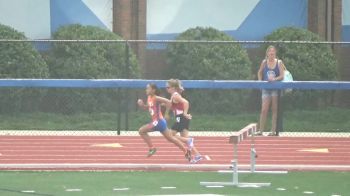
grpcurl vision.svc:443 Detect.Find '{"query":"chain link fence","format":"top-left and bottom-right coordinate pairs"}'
top-left (0, 38), bottom-right (349, 136)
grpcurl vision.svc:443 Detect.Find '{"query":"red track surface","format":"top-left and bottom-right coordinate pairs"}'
top-left (0, 136), bottom-right (349, 171)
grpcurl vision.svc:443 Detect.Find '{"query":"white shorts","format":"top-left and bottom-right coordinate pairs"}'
top-left (261, 89), bottom-right (278, 99)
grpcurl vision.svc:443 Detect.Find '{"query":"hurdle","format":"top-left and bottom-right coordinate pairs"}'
top-left (200, 123), bottom-right (271, 187)
top-left (219, 123), bottom-right (287, 175)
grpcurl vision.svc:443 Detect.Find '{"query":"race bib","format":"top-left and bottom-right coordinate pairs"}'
top-left (149, 108), bottom-right (154, 116)
top-left (152, 120), bottom-right (158, 126)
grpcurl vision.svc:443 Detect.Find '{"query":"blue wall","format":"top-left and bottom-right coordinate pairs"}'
top-left (50, 0), bottom-right (108, 34)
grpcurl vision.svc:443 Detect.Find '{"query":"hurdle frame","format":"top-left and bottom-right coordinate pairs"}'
top-left (200, 123), bottom-right (272, 187)
top-left (216, 122), bottom-right (288, 174)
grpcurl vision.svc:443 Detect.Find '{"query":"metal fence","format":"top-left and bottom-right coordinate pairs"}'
top-left (0, 39), bottom-right (349, 135)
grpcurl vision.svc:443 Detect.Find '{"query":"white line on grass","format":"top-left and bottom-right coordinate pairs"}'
top-left (160, 187), bottom-right (177, 189)
top-left (65, 189), bottom-right (82, 192)
top-left (146, 194), bottom-right (225, 196)
top-left (113, 188), bottom-right (130, 191)
top-left (21, 190), bottom-right (35, 193)
top-left (237, 184), bottom-right (261, 188)
top-left (205, 185), bottom-right (224, 188)
top-left (303, 191), bottom-right (314, 194)
top-left (276, 188), bottom-right (286, 191)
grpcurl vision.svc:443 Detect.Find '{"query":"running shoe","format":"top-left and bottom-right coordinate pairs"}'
top-left (187, 137), bottom-right (194, 150)
top-left (190, 155), bottom-right (203, 164)
top-left (254, 131), bottom-right (263, 136)
top-left (147, 148), bottom-right (157, 157)
top-left (267, 132), bottom-right (278, 136)
top-left (185, 149), bottom-right (192, 162)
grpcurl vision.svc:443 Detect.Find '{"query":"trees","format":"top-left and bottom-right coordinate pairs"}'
top-left (167, 27), bottom-right (252, 114)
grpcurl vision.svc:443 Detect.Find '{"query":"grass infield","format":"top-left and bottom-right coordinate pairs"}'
top-left (0, 171), bottom-right (349, 196)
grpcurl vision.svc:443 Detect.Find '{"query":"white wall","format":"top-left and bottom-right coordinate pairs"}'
top-left (82, 0), bottom-right (113, 31)
top-left (0, 0), bottom-right (51, 39)
top-left (343, 0), bottom-right (350, 25)
top-left (147, 0), bottom-right (259, 34)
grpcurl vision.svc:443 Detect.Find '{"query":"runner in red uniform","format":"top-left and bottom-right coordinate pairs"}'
top-left (137, 83), bottom-right (191, 161)
top-left (165, 79), bottom-right (203, 163)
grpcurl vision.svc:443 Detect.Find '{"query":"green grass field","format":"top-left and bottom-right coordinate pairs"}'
top-left (0, 171), bottom-right (349, 196)
top-left (0, 107), bottom-right (349, 132)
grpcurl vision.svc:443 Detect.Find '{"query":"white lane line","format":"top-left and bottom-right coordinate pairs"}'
top-left (276, 188), bottom-right (286, 191)
top-left (113, 188), bottom-right (129, 191)
top-left (205, 155), bottom-right (211, 160)
top-left (331, 195), bottom-right (341, 196)
top-left (65, 189), bottom-right (82, 192)
top-left (238, 184), bottom-right (261, 188)
top-left (303, 191), bottom-right (314, 194)
top-left (206, 185), bottom-right (224, 188)
top-left (1, 163), bottom-right (350, 171)
top-left (160, 186), bottom-right (176, 189)
top-left (21, 190), bottom-right (35, 193)
top-left (147, 194), bottom-right (225, 196)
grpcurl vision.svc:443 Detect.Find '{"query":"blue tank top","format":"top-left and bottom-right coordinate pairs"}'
top-left (263, 60), bottom-right (280, 81)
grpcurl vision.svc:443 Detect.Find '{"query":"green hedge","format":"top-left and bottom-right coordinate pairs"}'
top-left (45, 24), bottom-right (140, 113)
top-left (48, 24), bottom-right (139, 79)
top-left (264, 27), bottom-right (338, 80)
top-left (0, 24), bottom-right (49, 113)
top-left (264, 27), bottom-right (339, 109)
top-left (166, 27), bottom-right (252, 114)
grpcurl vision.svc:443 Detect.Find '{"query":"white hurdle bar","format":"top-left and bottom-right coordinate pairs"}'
top-left (200, 123), bottom-right (272, 187)
top-left (219, 123), bottom-right (287, 174)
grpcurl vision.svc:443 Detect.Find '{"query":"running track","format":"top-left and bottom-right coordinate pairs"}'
top-left (0, 136), bottom-right (349, 171)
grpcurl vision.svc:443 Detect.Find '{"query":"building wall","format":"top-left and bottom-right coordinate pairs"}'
top-left (147, 0), bottom-right (308, 41)
top-left (0, 0), bottom-right (112, 39)
top-left (0, 0), bottom-right (51, 39)
top-left (0, 0), bottom-right (347, 84)
top-left (343, 0), bottom-right (350, 41)
top-left (51, 0), bottom-right (112, 33)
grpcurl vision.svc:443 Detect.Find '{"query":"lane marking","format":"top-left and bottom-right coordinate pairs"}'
top-left (238, 184), bottom-right (261, 188)
top-left (298, 148), bottom-right (329, 153)
top-left (1, 130), bottom-right (349, 137)
top-left (1, 163), bottom-right (350, 171)
top-left (113, 188), bottom-right (129, 191)
top-left (303, 191), bottom-right (314, 194)
top-left (65, 189), bottom-right (82, 192)
top-left (276, 188), bottom-right (286, 191)
top-left (205, 155), bottom-right (211, 160)
top-left (21, 190), bottom-right (35, 193)
top-left (91, 143), bottom-right (123, 148)
top-left (206, 185), bottom-right (224, 188)
top-left (147, 194), bottom-right (224, 196)
top-left (331, 194), bottom-right (341, 196)
top-left (160, 186), bottom-right (176, 189)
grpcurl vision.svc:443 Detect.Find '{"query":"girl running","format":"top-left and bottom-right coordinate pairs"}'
top-left (165, 79), bottom-right (203, 164)
top-left (137, 83), bottom-right (191, 161)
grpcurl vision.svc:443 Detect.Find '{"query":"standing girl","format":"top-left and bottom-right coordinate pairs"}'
top-left (137, 83), bottom-right (191, 161)
top-left (257, 45), bottom-right (285, 136)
